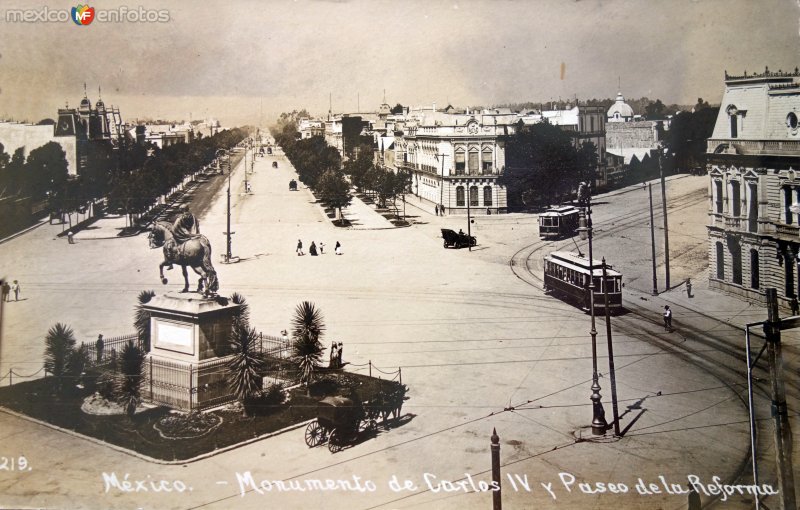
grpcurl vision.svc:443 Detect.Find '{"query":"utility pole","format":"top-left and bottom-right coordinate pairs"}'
top-left (438, 153), bottom-right (448, 212)
top-left (649, 183), bottom-right (658, 295)
top-left (764, 289), bottom-right (797, 510)
top-left (602, 258), bottom-right (620, 436)
top-left (491, 428), bottom-right (502, 510)
top-left (659, 150), bottom-right (671, 289)
top-left (467, 186), bottom-right (473, 252)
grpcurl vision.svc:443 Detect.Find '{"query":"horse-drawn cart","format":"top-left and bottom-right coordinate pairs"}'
top-left (304, 395), bottom-right (378, 453)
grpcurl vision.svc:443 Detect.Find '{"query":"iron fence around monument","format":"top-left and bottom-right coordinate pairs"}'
top-left (83, 333), bottom-right (140, 367)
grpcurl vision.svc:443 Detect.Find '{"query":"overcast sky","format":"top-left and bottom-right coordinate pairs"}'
top-left (1, 0), bottom-right (799, 126)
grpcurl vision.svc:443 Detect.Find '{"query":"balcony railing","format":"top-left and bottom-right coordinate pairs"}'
top-left (707, 138), bottom-right (800, 155)
top-left (776, 223), bottom-right (800, 238)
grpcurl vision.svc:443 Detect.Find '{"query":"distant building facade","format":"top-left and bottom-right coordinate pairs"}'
top-left (394, 108), bottom-right (513, 214)
top-left (706, 67), bottom-right (800, 310)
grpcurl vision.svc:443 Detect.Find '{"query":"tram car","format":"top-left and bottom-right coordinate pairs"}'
top-left (539, 206), bottom-right (580, 239)
top-left (543, 251), bottom-right (623, 311)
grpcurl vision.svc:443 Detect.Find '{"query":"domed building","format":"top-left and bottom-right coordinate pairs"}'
top-left (607, 91), bottom-right (634, 123)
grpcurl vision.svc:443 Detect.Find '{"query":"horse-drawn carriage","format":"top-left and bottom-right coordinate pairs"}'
top-left (304, 395), bottom-right (378, 453)
top-left (272, 161), bottom-right (278, 168)
top-left (289, 179), bottom-right (298, 191)
top-left (441, 228), bottom-right (477, 249)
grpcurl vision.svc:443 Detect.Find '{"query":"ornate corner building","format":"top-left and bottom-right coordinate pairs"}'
top-left (707, 67), bottom-right (800, 309)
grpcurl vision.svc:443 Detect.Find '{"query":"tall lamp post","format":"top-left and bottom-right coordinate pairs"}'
top-left (578, 182), bottom-right (607, 436)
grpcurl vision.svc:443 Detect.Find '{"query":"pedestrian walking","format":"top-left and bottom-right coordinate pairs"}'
top-left (335, 241), bottom-right (342, 255)
top-left (440, 204), bottom-right (445, 215)
top-left (329, 342), bottom-right (339, 369)
top-left (319, 242), bottom-right (325, 254)
top-left (309, 241), bottom-right (318, 256)
top-left (792, 295), bottom-right (799, 316)
top-left (686, 278), bottom-right (693, 298)
top-left (1, 281), bottom-right (9, 302)
top-left (663, 305), bottom-right (673, 331)
top-left (67, 231), bottom-right (75, 244)
top-left (11, 280), bottom-right (20, 301)
top-left (434, 204), bottom-right (439, 216)
top-left (337, 342), bottom-right (344, 367)
top-left (96, 334), bottom-right (104, 363)
top-left (296, 239), bottom-right (304, 256)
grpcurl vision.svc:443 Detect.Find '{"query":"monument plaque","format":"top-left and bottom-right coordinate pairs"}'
top-left (142, 292), bottom-right (241, 410)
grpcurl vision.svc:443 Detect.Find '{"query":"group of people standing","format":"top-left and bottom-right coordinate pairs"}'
top-left (296, 240), bottom-right (342, 256)
top-left (1, 280), bottom-right (20, 302)
top-left (329, 341), bottom-right (344, 368)
top-left (433, 204), bottom-right (446, 216)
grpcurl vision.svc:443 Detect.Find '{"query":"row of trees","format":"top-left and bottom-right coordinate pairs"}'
top-left (501, 122), bottom-right (598, 209)
top-left (107, 127), bottom-right (249, 222)
top-left (0, 127), bottom-right (249, 226)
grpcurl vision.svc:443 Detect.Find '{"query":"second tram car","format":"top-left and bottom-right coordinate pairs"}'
top-left (539, 206), bottom-right (580, 239)
top-left (543, 251), bottom-right (623, 311)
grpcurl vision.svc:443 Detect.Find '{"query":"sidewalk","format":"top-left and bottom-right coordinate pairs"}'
top-left (340, 193), bottom-right (394, 229)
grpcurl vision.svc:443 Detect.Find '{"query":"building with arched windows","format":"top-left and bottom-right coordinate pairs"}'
top-left (707, 67), bottom-right (800, 310)
top-left (392, 109), bottom-right (515, 214)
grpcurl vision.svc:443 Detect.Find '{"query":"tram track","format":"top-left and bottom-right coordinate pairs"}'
top-left (506, 186), bottom-right (794, 507)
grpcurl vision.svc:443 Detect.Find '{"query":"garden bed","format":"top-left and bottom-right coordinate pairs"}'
top-left (0, 368), bottom-right (405, 461)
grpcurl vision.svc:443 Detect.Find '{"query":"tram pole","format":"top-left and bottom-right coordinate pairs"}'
top-left (649, 183), bottom-right (658, 295)
top-left (578, 182), bottom-right (607, 436)
top-left (602, 258), bottom-right (620, 436)
top-left (659, 150), bottom-right (671, 289)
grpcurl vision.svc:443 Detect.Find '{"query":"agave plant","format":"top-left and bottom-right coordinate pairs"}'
top-left (291, 301), bottom-right (325, 392)
top-left (134, 290), bottom-right (156, 351)
top-left (226, 293), bottom-right (264, 415)
top-left (118, 339), bottom-right (146, 418)
top-left (43, 323), bottom-right (77, 394)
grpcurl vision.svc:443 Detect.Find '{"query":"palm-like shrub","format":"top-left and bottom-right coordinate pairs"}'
top-left (291, 301), bottom-right (325, 391)
top-left (118, 340), bottom-right (145, 418)
top-left (134, 290), bottom-right (155, 351)
top-left (226, 293), bottom-right (265, 415)
top-left (44, 323), bottom-right (77, 393)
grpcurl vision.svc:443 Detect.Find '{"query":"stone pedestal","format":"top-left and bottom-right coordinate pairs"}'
top-left (143, 292), bottom-right (241, 410)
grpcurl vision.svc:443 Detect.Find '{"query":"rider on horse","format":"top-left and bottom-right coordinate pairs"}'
top-left (173, 208), bottom-right (200, 244)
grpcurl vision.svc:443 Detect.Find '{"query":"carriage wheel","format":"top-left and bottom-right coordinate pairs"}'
top-left (327, 429), bottom-right (343, 453)
top-left (443, 240), bottom-right (448, 248)
top-left (304, 421), bottom-right (325, 447)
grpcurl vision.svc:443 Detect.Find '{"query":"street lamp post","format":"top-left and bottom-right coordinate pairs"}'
top-left (438, 153), bottom-right (448, 213)
top-left (578, 182), bottom-right (607, 436)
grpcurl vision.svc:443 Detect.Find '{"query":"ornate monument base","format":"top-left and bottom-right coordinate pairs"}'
top-left (143, 292), bottom-right (241, 410)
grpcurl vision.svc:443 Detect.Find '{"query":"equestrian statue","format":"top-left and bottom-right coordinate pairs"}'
top-left (148, 208), bottom-right (219, 297)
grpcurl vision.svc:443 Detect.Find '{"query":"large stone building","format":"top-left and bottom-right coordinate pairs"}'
top-left (391, 108), bottom-right (515, 214)
top-left (707, 67), bottom-right (800, 309)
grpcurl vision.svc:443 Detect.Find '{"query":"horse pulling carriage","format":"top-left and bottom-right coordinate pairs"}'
top-left (304, 395), bottom-right (378, 453)
top-left (289, 179), bottom-right (298, 191)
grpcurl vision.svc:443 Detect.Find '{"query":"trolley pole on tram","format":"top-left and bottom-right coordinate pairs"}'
top-left (578, 182), bottom-right (607, 436)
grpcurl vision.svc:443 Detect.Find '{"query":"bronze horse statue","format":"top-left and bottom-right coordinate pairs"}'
top-left (149, 220), bottom-right (219, 296)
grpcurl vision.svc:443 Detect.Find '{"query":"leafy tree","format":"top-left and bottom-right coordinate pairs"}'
top-left (501, 122), bottom-right (580, 208)
top-left (118, 340), bottom-right (145, 418)
top-left (24, 142), bottom-right (69, 199)
top-left (134, 290), bottom-right (156, 351)
top-left (575, 141), bottom-right (598, 188)
top-left (390, 103), bottom-right (405, 115)
top-left (291, 301), bottom-right (325, 393)
top-left (663, 107), bottom-right (719, 171)
top-left (43, 323), bottom-right (78, 394)
top-left (316, 169), bottom-right (352, 221)
top-left (645, 99), bottom-right (666, 120)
